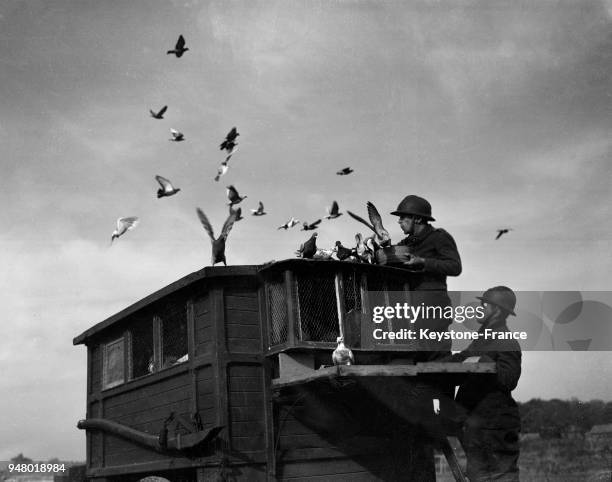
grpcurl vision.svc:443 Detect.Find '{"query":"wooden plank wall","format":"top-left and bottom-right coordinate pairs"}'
top-left (194, 291), bottom-right (212, 356)
top-left (228, 363), bottom-right (265, 454)
top-left (102, 372), bottom-right (192, 466)
top-left (224, 287), bottom-right (261, 353)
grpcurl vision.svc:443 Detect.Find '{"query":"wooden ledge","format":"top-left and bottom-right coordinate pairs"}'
top-left (272, 362), bottom-right (495, 389)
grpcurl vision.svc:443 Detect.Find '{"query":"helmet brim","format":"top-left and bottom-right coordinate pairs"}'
top-left (390, 210), bottom-right (435, 221)
top-left (476, 296), bottom-right (516, 316)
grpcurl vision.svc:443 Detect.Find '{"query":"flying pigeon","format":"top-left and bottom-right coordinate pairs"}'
top-left (155, 175), bottom-right (181, 198)
top-left (220, 127), bottom-right (240, 152)
top-left (335, 241), bottom-right (356, 261)
top-left (347, 202), bottom-right (392, 247)
top-left (301, 219), bottom-right (321, 231)
top-left (111, 217), bottom-right (139, 244)
top-left (332, 337), bottom-right (354, 366)
top-left (325, 201), bottom-right (343, 220)
top-left (336, 167), bottom-right (353, 176)
top-left (251, 201), bottom-right (266, 216)
top-left (278, 217), bottom-right (300, 230)
top-left (495, 228), bottom-right (512, 240)
top-left (214, 161), bottom-right (229, 182)
top-left (150, 105), bottom-right (167, 119)
top-left (167, 35), bottom-right (189, 57)
top-left (196, 208), bottom-right (237, 266)
top-left (297, 232), bottom-right (318, 259)
top-left (230, 206), bottom-right (243, 222)
top-left (169, 128), bottom-right (185, 142)
top-left (226, 185), bottom-right (247, 205)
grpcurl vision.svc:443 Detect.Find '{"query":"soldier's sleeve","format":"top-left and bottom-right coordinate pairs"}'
top-left (422, 229), bottom-right (462, 276)
top-left (495, 349), bottom-right (522, 392)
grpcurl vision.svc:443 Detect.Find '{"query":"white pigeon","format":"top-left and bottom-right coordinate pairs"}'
top-left (313, 247), bottom-right (335, 260)
top-left (214, 161), bottom-right (229, 182)
top-left (332, 336), bottom-right (354, 366)
top-left (111, 217), bottom-right (139, 244)
top-left (278, 217), bottom-right (299, 230)
top-left (169, 128), bottom-right (185, 142)
top-left (251, 201), bottom-right (266, 216)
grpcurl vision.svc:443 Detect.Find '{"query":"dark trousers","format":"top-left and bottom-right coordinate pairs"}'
top-left (461, 414), bottom-right (520, 481)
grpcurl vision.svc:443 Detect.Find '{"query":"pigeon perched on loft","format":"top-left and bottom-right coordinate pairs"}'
top-left (335, 241), bottom-right (356, 261)
top-left (297, 232), bottom-right (318, 259)
top-left (111, 217), bottom-right (139, 244)
top-left (149, 105), bottom-right (167, 119)
top-left (167, 35), bottom-right (189, 57)
top-left (196, 208), bottom-right (237, 266)
top-left (155, 175), bottom-right (181, 198)
top-left (332, 337), bottom-right (354, 366)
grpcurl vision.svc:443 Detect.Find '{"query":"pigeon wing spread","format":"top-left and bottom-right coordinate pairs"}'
top-left (155, 175), bottom-right (172, 191)
top-left (196, 208), bottom-right (215, 241)
top-left (347, 210), bottom-right (376, 232)
top-left (220, 210), bottom-right (237, 240)
top-left (366, 201), bottom-right (391, 245)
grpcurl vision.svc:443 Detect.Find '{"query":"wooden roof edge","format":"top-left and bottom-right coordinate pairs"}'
top-left (73, 264), bottom-right (260, 346)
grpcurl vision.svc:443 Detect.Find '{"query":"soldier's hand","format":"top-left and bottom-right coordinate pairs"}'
top-left (402, 255), bottom-right (425, 268)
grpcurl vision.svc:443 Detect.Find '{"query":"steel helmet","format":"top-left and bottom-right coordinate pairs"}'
top-left (477, 286), bottom-right (517, 316)
top-left (390, 195), bottom-right (435, 221)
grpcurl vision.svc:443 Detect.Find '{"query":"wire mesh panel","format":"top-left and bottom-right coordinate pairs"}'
top-left (267, 277), bottom-right (288, 346)
top-left (295, 272), bottom-right (339, 342)
top-left (343, 270), bottom-right (363, 313)
top-left (160, 302), bottom-right (188, 369)
top-left (130, 318), bottom-right (154, 379)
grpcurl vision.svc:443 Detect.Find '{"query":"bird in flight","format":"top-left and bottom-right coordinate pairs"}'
top-left (220, 127), bottom-right (239, 152)
top-left (214, 160), bottom-right (229, 182)
top-left (230, 206), bottom-right (243, 222)
top-left (167, 35), bottom-right (189, 57)
top-left (495, 228), bottom-right (512, 240)
top-left (301, 219), bottom-right (321, 231)
top-left (149, 105), bottom-right (167, 119)
top-left (325, 201), bottom-right (343, 220)
top-left (169, 128), bottom-right (185, 142)
top-left (347, 202), bottom-right (391, 247)
top-left (278, 217), bottom-right (300, 230)
top-left (226, 185), bottom-right (247, 205)
top-left (297, 232), bottom-right (318, 259)
top-left (111, 217), bottom-right (139, 244)
top-left (155, 175), bottom-right (181, 198)
top-left (336, 167), bottom-right (353, 176)
top-left (196, 208), bottom-right (237, 266)
top-left (251, 201), bottom-right (266, 216)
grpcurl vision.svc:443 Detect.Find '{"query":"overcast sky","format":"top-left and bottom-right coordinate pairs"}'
top-left (1, 0), bottom-right (611, 461)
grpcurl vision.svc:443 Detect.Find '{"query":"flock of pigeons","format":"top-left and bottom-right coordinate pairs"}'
top-left (109, 35), bottom-right (513, 263)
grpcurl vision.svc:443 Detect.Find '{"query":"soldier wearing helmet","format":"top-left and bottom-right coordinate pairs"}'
top-left (451, 286), bottom-right (522, 482)
top-left (388, 195), bottom-right (462, 360)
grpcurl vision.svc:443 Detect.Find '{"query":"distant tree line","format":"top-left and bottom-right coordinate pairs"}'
top-left (519, 398), bottom-right (612, 436)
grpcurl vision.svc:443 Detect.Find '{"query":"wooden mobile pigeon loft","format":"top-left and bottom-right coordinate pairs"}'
top-left (74, 259), bottom-right (493, 481)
